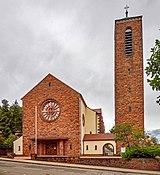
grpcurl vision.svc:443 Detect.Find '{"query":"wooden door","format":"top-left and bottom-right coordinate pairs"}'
top-left (46, 141), bottom-right (57, 155)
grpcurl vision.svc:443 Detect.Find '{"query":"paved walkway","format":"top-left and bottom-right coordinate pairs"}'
top-left (0, 157), bottom-right (160, 175)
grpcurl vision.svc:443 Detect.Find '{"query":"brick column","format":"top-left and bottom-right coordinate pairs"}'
top-left (59, 140), bottom-right (64, 156)
top-left (39, 141), bottom-right (43, 155)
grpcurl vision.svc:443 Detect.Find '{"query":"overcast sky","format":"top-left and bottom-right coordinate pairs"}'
top-left (0, 0), bottom-right (159, 132)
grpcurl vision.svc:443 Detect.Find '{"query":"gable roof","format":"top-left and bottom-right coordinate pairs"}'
top-left (83, 133), bottom-right (115, 141)
top-left (21, 73), bottom-right (86, 107)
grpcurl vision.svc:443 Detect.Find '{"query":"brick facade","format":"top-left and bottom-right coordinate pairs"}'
top-left (22, 74), bottom-right (81, 156)
top-left (22, 73), bottom-right (111, 157)
top-left (35, 156), bottom-right (160, 171)
top-left (114, 16), bottom-right (144, 152)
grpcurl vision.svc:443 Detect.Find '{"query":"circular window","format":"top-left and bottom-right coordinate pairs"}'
top-left (41, 100), bottom-right (60, 122)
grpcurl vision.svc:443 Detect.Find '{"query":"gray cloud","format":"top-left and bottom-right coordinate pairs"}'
top-left (0, 0), bottom-right (159, 131)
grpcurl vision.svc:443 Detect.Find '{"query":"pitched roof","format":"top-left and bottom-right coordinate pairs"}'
top-left (21, 73), bottom-right (86, 106)
top-left (83, 133), bottom-right (115, 141)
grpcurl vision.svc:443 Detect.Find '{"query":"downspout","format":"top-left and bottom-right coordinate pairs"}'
top-left (35, 106), bottom-right (38, 155)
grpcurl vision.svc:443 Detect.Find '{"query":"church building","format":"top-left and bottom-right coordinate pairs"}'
top-left (21, 74), bottom-right (116, 156)
top-left (14, 12), bottom-right (144, 157)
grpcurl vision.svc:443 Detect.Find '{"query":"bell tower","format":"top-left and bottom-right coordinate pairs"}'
top-left (114, 14), bottom-right (144, 131)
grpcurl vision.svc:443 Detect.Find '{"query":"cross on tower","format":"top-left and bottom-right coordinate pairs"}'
top-left (124, 5), bottom-right (129, 18)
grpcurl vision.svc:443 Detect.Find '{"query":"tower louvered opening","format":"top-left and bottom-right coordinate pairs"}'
top-left (125, 28), bottom-right (132, 56)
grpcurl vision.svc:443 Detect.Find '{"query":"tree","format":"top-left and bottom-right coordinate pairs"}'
top-left (110, 122), bottom-right (144, 148)
top-left (0, 135), bottom-right (4, 146)
top-left (3, 134), bottom-right (17, 147)
top-left (111, 122), bottom-right (160, 159)
top-left (145, 39), bottom-right (160, 105)
top-left (10, 100), bottom-right (22, 135)
top-left (0, 99), bottom-right (12, 139)
top-left (0, 99), bottom-right (22, 144)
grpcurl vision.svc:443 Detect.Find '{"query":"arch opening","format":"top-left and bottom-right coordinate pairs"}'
top-left (103, 143), bottom-right (114, 156)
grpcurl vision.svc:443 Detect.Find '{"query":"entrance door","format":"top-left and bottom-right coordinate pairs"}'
top-left (46, 141), bottom-right (57, 155)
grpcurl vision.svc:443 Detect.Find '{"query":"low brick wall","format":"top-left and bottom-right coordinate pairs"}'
top-left (35, 156), bottom-right (160, 171)
top-left (0, 147), bottom-right (12, 156)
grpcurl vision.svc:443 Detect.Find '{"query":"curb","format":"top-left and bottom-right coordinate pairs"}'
top-left (0, 158), bottom-right (160, 175)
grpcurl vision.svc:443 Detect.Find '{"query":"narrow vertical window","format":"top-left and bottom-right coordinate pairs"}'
top-left (86, 145), bottom-right (88, 150)
top-left (95, 145), bottom-right (97, 150)
top-left (82, 114), bottom-right (85, 126)
top-left (90, 131), bottom-right (92, 134)
top-left (18, 146), bottom-right (21, 151)
top-left (129, 106), bottom-right (131, 112)
top-left (128, 68), bottom-right (131, 75)
top-left (70, 144), bottom-right (72, 150)
top-left (128, 87), bottom-right (131, 92)
top-left (125, 28), bottom-right (132, 56)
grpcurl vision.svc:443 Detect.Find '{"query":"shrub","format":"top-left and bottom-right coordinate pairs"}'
top-left (122, 145), bottom-right (160, 159)
top-left (3, 134), bottom-right (17, 147)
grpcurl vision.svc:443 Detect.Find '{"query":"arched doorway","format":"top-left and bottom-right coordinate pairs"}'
top-left (103, 143), bottom-right (114, 156)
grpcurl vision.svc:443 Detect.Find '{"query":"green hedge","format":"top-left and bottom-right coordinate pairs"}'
top-left (122, 146), bottom-right (160, 159)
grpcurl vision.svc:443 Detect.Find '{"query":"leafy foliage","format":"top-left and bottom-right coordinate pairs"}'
top-left (0, 99), bottom-right (12, 139)
top-left (123, 145), bottom-right (160, 159)
top-left (3, 134), bottom-right (17, 147)
top-left (0, 99), bottom-right (22, 146)
top-left (0, 135), bottom-right (4, 145)
top-left (10, 100), bottom-right (22, 135)
top-left (111, 122), bottom-right (160, 159)
top-left (145, 39), bottom-right (160, 105)
top-left (110, 122), bottom-right (144, 148)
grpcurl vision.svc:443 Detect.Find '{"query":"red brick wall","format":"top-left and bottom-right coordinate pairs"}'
top-left (22, 74), bottom-right (81, 156)
top-left (114, 16), bottom-right (144, 153)
top-left (35, 156), bottom-right (160, 171)
top-left (98, 114), bottom-right (105, 133)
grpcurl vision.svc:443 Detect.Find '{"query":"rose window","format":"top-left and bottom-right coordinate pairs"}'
top-left (41, 100), bottom-right (60, 122)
